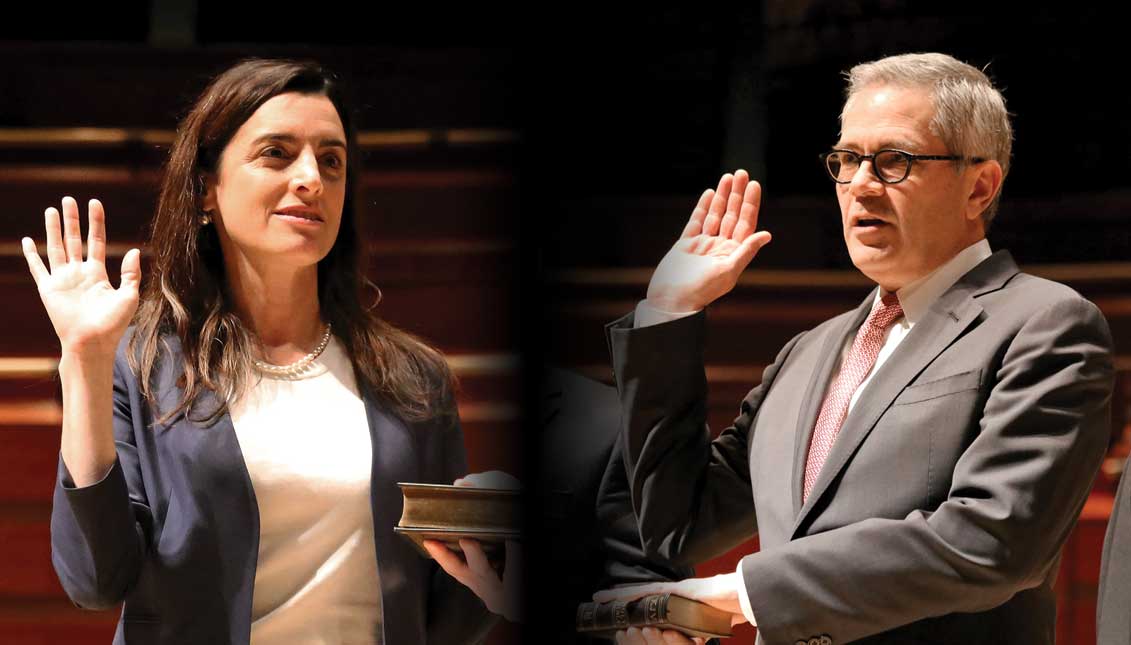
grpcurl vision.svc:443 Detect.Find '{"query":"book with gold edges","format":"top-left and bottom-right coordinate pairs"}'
top-left (394, 482), bottom-right (521, 560)
top-left (575, 593), bottom-right (733, 640)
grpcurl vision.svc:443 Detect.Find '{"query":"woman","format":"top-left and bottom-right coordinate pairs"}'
top-left (22, 59), bottom-right (497, 644)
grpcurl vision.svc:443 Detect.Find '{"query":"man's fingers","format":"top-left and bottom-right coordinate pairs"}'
top-left (61, 196), bottom-right (83, 264)
top-left (682, 189), bottom-right (714, 239)
top-left (44, 207), bottom-right (66, 272)
top-left (702, 174), bottom-right (732, 236)
top-left (661, 629), bottom-right (696, 644)
top-left (87, 199), bottom-right (106, 264)
top-left (732, 180), bottom-right (763, 241)
top-left (720, 169), bottom-right (749, 239)
top-left (730, 230), bottom-right (772, 273)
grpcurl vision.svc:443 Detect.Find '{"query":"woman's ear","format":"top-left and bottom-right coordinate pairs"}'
top-left (200, 173), bottom-right (218, 214)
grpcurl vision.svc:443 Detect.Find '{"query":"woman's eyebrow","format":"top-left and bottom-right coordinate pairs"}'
top-left (249, 133), bottom-right (347, 149)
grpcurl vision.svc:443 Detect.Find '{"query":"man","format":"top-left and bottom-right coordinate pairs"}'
top-left (596, 53), bottom-right (1113, 645)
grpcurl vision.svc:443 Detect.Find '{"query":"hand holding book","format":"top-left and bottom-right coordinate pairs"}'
top-left (585, 574), bottom-right (748, 642)
top-left (419, 471), bottom-right (523, 622)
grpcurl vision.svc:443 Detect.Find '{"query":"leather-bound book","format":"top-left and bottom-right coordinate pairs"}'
top-left (575, 593), bottom-right (733, 640)
top-left (394, 482), bottom-right (521, 561)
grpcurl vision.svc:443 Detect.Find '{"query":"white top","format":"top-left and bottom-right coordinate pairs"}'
top-left (229, 335), bottom-right (382, 645)
top-left (633, 239), bottom-right (994, 626)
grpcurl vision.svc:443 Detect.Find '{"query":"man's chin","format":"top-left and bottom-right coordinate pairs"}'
top-left (848, 247), bottom-right (901, 287)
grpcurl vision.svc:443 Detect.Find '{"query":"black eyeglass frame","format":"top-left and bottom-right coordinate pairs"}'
top-left (819, 148), bottom-right (987, 185)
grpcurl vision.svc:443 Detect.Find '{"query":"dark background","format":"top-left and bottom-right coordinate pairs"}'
top-left (527, 3), bottom-right (1130, 273)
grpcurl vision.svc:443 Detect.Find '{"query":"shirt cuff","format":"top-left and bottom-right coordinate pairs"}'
top-left (735, 559), bottom-right (758, 626)
top-left (633, 300), bottom-right (702, 329)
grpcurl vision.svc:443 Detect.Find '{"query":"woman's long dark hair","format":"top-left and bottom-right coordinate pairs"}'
top-left (128, 58), bottom-right (453, 426)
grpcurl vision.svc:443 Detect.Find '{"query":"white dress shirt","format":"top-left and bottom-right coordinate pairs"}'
top-left (229, 335), bottom-right (382, 644)
top-left (633, 239), bottom-right (993, 626)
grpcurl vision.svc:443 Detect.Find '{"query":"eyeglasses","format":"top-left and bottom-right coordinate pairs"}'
top-left (820, 149), bottom-right (986, 184)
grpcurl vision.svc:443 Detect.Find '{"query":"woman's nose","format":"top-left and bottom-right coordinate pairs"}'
top-left (290, 150), bottom-right (323, 195)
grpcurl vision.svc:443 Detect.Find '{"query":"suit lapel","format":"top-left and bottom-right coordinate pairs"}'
top-left (790, 250), bottom-right (1020, 536)
top-left (790, 295), bottom-right (875, 518)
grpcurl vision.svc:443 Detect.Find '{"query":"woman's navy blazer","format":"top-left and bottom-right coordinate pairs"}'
top-left (50, 331), bottom-right (495, 644)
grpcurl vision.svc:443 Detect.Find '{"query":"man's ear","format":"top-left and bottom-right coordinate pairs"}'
top-left (966, 160), bottom-right (1003, 223)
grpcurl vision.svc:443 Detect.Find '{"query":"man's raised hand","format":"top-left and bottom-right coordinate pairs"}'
top-left (646, 170), bottom-right (771, 313)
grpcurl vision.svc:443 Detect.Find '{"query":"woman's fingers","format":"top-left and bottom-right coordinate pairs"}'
top-left (460, 539), bottom-right (494, 578)
top-left (119, 248), bottom-right (142, 293)
top-left (87, 199), bottom-right (107, 265)
top-left (44, 206), bottom-right (66, 272)
top-left (61, 196), bottom-right (84, 264)
top-left (423, 540), bottom-right (472, 585)
top-left (21, 238), bottom-right (48, 286)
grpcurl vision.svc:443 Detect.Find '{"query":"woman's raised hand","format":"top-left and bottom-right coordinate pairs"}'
top-left (22, 197), bottom-right (142, 358)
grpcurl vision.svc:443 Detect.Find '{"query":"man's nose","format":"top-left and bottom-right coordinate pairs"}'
top-left (846, 159), bottom-right (884, 197)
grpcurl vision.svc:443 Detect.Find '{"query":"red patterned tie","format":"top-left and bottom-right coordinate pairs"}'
top-left (802, 293), bottom-right (904, 503)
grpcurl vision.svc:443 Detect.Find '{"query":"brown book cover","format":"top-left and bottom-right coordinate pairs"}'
top-left (394, 482), bottom-right (521, 559)
top-left (575, 593), bottom-right (733, 640)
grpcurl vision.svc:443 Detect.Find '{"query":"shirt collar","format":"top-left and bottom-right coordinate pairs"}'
top-left (875, 238), bottom-right (993, 325)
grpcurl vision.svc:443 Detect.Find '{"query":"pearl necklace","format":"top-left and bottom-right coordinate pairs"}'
top-left (253, 322), bottom-right (333, 377)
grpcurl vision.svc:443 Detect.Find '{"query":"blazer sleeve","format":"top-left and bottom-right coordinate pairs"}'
top-left (739, 296), bottom-right (1114, 644)
top-left (424, 385), bottom-right (500, 644)
top-left (606, 309), bottom-right (806, 566)
top-left (50, 343), bottom-right (151, 610)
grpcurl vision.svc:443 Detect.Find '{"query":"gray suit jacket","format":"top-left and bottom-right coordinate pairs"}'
top-left (1098, 456), bottom-right (1131, 644)
top-left (606, 251), bottom-right (1113, 645)
top-left (50, 330), bottom-right (495, 644)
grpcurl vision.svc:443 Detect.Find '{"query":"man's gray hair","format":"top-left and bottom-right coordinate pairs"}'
top-left (842, 52), bottom-right (1012, 226)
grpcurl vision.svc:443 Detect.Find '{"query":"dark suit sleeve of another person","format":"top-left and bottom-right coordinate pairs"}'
top-left (608, 294), bottom-right (1113, 644)
top-left (1098, 455), bottom-right (1131, 644)
top-left (595, 438), bottom-right (693, 587)
top-left (425, 385), bottom-right (499, 644)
